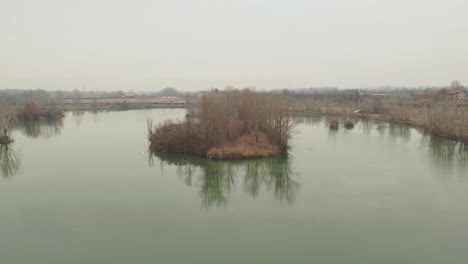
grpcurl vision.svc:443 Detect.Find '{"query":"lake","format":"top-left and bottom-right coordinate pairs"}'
top-left (1, 109), bottom-right (468, 264)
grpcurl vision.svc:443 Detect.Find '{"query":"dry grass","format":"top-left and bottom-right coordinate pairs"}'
top-left (207, 132), bottom-right (280, 159)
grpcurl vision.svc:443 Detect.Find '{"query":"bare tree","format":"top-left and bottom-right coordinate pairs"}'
top-left (0, 104), bottom-right (15, 137)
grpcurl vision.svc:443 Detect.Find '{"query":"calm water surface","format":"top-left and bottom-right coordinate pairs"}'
top-left (1, 109), bottom-right (468, 264)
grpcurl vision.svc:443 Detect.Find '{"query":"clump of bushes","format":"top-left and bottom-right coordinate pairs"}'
top-left (149, 121), bottom-right (208, 156)
top-left (148, 89), bottom-right (295, 158)
top-left (329, 120), bottom-right (338, 130)
top-left (17, 101), bottom-right (64, 120)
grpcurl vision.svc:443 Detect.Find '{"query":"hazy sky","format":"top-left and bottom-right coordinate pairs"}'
top-left (1, 0), bottom-right (467, 91)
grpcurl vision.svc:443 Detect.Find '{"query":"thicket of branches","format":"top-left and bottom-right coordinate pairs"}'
top-left (149, 89), bottom-right (295, 158)
top-left (426, 96), bottom-right (468, 142)
top-left (16, 101), bottom-right (64, 121)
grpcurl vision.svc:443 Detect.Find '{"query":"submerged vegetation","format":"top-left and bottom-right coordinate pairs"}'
top-left (148, 89), bottom-right (295, 159)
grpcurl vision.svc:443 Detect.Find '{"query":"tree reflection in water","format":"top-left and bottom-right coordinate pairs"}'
top-left (0, 145), bottom-right (21, 178)
top-left (149, 151), bottom-right (299, 208)
top-left (387, 123), bottom-right (411, 142)
top-left (420, 133), bottom-right (468, 172)
top-left (15, 118), bottom-right (63, 139)
top-left (72, 111), bottom-right (85, 126)
top-left (421, 133), bottom-right (467, 161)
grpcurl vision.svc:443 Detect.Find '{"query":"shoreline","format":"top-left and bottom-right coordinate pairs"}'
top-left (61, 97), bottom-right (188, 111)
top-left (63, 102), bottom-right (187, 111)
top-left (294, 109), bottom-right (468, 145)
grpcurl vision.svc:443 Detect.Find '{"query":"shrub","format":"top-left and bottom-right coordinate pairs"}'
top-left (329, 120), bottom-right (338, 130)
top-left (344, 121), bottom-right (354, 129)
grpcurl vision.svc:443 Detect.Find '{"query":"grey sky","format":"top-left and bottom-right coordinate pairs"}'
top-left (1, 0), bottom-right (467, 91)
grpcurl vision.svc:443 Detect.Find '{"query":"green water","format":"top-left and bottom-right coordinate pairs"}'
top-left (1, 109), bottom-right (468, 264)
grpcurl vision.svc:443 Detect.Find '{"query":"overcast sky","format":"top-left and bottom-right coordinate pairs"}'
top-left (1, 0), bottom-right (467, 91)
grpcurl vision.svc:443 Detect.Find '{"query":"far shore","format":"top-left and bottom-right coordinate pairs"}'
top-left (293, 107), bottom-right (468, 145)
top-left (61, 97), bottom-right (188, 111)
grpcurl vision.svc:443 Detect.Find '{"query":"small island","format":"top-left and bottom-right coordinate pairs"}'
top-left (148, 89), bottom-right (294, 159)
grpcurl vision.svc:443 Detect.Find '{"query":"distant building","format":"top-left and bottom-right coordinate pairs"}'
top-left (447, 89), bottom-right (465, 103)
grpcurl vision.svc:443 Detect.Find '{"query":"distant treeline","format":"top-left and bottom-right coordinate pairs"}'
top-left (0, 87), bottom-right (198, 101)
top-left (270, 84), bottom-right (468, 96)
top-left (2, 83), bottom-right (466, 103)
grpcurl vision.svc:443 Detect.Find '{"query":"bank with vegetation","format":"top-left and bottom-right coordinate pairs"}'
top-left (148, 89), bottom-right (294, 159)
top-left (287, 82), bottom-right (468, 144)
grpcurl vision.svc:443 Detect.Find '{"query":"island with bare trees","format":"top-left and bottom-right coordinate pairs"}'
top-left (148, 89), bottom-right (294, 159)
